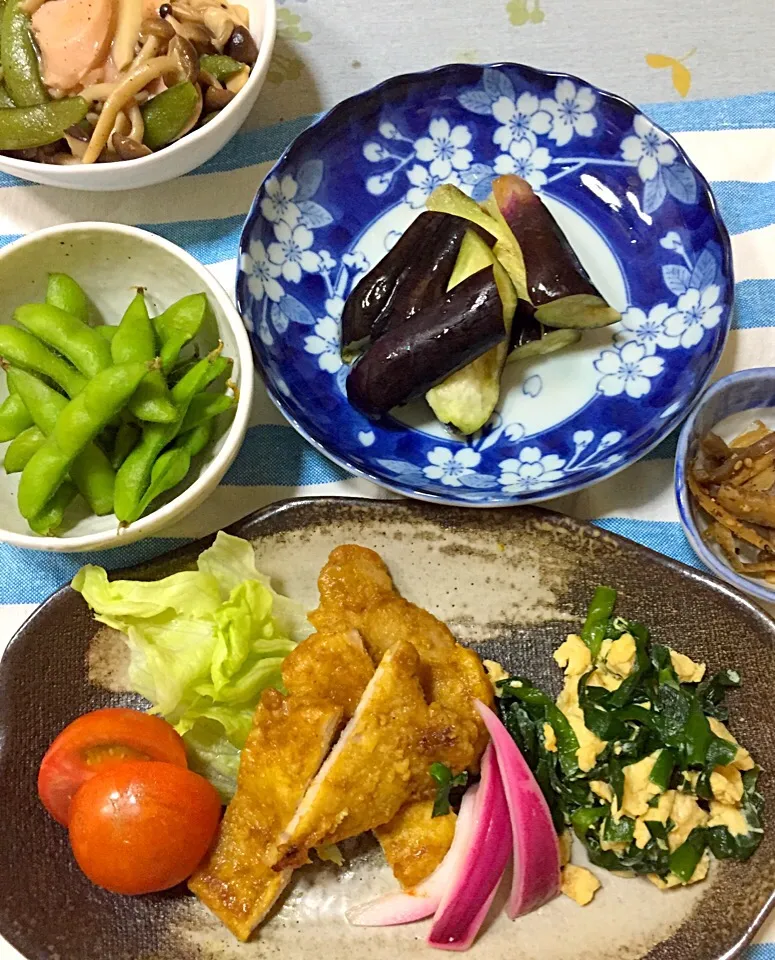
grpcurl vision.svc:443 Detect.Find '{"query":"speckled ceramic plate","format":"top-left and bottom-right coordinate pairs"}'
top-left (237, 63), bottom-right (733, 507)
top-left (1, 498), bottom-right (773, 960)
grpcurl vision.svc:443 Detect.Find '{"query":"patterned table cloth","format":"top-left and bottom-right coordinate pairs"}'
top-left (1, 0), bottom-right (775, 955)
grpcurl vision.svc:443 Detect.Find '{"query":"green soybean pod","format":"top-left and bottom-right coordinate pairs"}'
top-left (153, 293), bottom-right (208, 372)
top-left (14, 303), bottom-right (112, 378)
top-left (96, 325), bottom-right (117, 343)
top-left (0, 391), bottom-right (33, 441)
top-left (28, 481), bottom-right (77, 535)
top-left (179, 391), bottom-right (235, 433)
top-left (114, 347), bottom-right (223, 523)
top-left (4, 424), bottom-right (44, 473)
top-left (111, 420), bottom-right (140, 470)
top-left (17, 362), bottom-right (147, 520)
top-left (113, 291), bottom-right (178, 423)
top-left (46, 274), bottom-right (90, 323)
top-left (0, 325), bottom-right (86, 397)
top-left (8, 367), bottom-right (116, 516)
top-left (135, 420), bottom-right (213, 517)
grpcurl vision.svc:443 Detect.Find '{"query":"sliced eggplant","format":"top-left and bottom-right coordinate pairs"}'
top-left (492, 174), bottom-right (620, 329)
top-left (426, 184), bottom-right (528, 300)
top-left (509, 298), bottom-right (542, 351)
top-left (341, 212), bottom-right (469, 360)
top-left (426, 235), bottom-right (516, 435)
top-left (507, 328), bottom-right (581, 364)
top-left (346, 266), bottom-right (506, 418)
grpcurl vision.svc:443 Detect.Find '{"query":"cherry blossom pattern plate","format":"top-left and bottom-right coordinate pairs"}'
top-left (236, 62), bottom-right (733, 506)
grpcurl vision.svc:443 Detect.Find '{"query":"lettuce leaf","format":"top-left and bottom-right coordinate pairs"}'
top-left (72, 531), bottom-right (309, 799)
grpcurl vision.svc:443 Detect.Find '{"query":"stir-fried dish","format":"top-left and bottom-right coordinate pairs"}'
top-left (37, 536), bottom-right (764, 952)
top-left (0, 0), bottom-right (259, 162)
top-left (689, 419), bottom-right (775, 582)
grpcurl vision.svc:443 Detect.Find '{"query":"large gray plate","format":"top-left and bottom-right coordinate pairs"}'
top-left (1, 498), bottom-right (773, 960)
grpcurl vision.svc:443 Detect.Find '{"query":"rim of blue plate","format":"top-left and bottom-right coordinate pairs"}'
top-left (675, 368), bottom-right (775, 604)
top-left (236, 61), bottom-right (734, 508)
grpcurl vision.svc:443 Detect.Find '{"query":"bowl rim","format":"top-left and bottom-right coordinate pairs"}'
top-left (0, 220), bottom-right (254, 551)
top-left (674, 367), bottom-right (775, 604)
top-left (236, 59), bottom-right (735, 508)
top-left (0, 0), bottom-right (276, 185)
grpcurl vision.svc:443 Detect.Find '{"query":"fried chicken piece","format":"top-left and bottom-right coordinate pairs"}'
top-left (273, 640), bottom-right (435, 870)
top-left (374, 801), bottom-right (457, 889)
top-left (309, 544), bottom-right (397, 635)
top-left (362, 597), bottom-right (493, 765)
top-left (282, 628), bottom-right (375, 718)
top-left (189, 689), bottom-right (342, 941)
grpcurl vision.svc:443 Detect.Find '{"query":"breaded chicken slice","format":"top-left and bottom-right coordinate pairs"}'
top-left (273, 640), bottom-right (434, 870)
top-left (374, 800), bottom-right (457, 889)
top-left (309, 544), bottom-right (396, 635)
top-left (282, 628), bottom-right (374, 718)
top-left (189, 689), bottom-right (342, 941)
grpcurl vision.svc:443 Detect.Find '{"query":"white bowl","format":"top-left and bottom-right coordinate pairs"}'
top-left (0, 222), bottom-right (253, 550)
top-left (0, 0), bottom-right (275, 191)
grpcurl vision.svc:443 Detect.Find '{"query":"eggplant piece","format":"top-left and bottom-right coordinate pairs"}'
top-left (426, 235), bottom-right (516, 435)
top-left (492, 174), bottom-right (620, 329)
top-left (341, 212), bottom-right (471, 360)
top-left (508, 328), bottom-right (581, 363)
top-left (427, 184), bottom-right (528, 300)
top-left (346, 266), bottom-right (506, 418)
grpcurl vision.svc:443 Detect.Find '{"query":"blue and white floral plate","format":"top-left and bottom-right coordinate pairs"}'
top-left (237, 62), bottom-right (733, 506)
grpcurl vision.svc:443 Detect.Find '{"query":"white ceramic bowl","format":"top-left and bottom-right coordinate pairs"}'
top-left (0, 0), bottom-right (275, 191)
top-left (0, 222), bottom-right (253, 551)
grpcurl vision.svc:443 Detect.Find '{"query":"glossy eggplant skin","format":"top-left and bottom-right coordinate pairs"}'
top-left (509, 299), bottom-right (542, 351)
top-left (492, 175), bottom-right (620, 328)
top-left (346, 266), bottom-right (506, 417)
top-left (340, 212), bottom-right (475, 358)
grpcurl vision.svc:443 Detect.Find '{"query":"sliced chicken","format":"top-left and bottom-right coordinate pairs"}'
top-left (189, 689), bottom-right (342, 941)
top-left (282, 628), bottom-right (374, 718)
top-left (308, 544), bottom-right (397, 635)
top-left (374, 800), bottom-right (457, 889)
top-left (273, 639), bottom-right (435, 870)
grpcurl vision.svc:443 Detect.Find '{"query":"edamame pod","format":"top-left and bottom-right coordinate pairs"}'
top-left (46, 274), bottom-right (90, 323)
top-left (18, 362), bottom-right (147, 520)
top-left (0, 84), bottom-right (14, 108)
top-left (114, 347), bottom-right (222, 523)
top-left (113, 291), bottom-right (178, 423)
top-left (135, 421), bottom-right (214, 516)
top-left (0, 0), bottom-right (48, 107)
top-left (28, 481), bottom-right (77, 535)
top-left (153, 293), bottom-right (208, 372)
top-left (8, 367), bottom-right (116, 516)
top-left (96, 325), bottom-right (117, 342)
top-left (111, 421), bottom-right (139, 470)
top-left (15, 303), bottom-right (112, 378)
top-left (0, 325), bottom-right (86, 397)
top-left (0, 391), bottom-right (32, 440)
top-left (4, 424), bottom-right (44, 473)
top-left (179, 391), bottom-right (235, 433)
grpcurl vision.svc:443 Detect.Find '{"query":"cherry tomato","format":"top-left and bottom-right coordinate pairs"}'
top-left (38, 708), bottom-right (188, 826)
top-left (68, 761), bottom-right (222, 895)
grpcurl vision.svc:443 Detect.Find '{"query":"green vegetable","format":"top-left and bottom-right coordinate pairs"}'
top-left (14, 302), bottom-right (112, 378)
top-left (581, 585), bottom-right (617, 659)
top-left (134, 419), bottom-right (213, 516)
top-left (142, 82), bottom-right (199, 151)
top-left (0, 0), bottom-right (47, 106)
top-left (429, 762), bottom-right (468, 818)
top-left (28, 480), bottom-right (76, 535)
top-left (668, 828), bottom-right (707, 883)
top-left (71, 531), bottom-right (311, 799)
top-left (4, 423), bottom-right (43, 472)
top-left (0, 83), bottom-right (13, 108)
top-left (0, 325), bottom-right (86, 397)
top-left (112, 290), bottom-right (178, 423)
top-left (96, 325), bottom-right (117, 343)
top-left (114, 346), bottom-right (227, 523)
top-left (111, 420), bottom-right (139, 470)
top-left (152, 292), bottom-right (208, 372)
top-left (0, 98), bottom-right (88, 150)
top-left (18, 361), bottom-right (147, 520)
top-left (179, 390), bottom-right (235, 433)
top-left (495, 586), bottom-right (763, 885)
top-left (46, 273), bottom-right (90, 323)
top-left (8, 366), bottom-right (116, 517)
top-left (0, 390), bottom-right (32, 440)
top-left (199, 53), bottom-right (244, 81)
